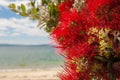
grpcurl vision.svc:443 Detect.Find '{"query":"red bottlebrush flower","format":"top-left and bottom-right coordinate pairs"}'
top-left (66, 42), bottom-right (95, 59)
top-left (58, 0), bottom-right (74, 12)
top-left (51, 9), bottom-right (88, 49)
top-left (59, 9), bottom-right (80, 25)
top-left (86, 0), bottom-right (113, 13)
top-left (58, 61), bottom-right (78, 80)
top-left (58, 61), bottom-right (90, 80)
top-left (95, 0), bottom-right (120, 30)
top-left (51, 0), bottom-right (120, 80)
top-left (59, 69), bottom-right (90, 80)
top-left (109, 5), bottom-right (120, 31)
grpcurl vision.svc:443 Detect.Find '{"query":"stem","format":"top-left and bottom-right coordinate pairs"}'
top-left (108, 53), bottom-right (116, 80)
top-left (108, 58), bottom-right (116, 80)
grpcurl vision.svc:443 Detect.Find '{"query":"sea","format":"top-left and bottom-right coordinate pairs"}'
top-left (0, 45), bottom-right (63, 69)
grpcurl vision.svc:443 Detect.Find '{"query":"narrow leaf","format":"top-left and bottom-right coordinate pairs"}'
top-left (21, 4), bottom-right (26, 13)
top-left (9, 3), bottom-right (16, 9)
top-left (31, 8), bottom-right (37, 15)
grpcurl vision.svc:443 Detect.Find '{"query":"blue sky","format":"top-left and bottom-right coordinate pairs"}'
top-left (0, 0), bottom-right (50, 45)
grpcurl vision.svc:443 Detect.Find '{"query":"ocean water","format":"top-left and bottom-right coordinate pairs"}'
top-left (0, 45), bottom-right (63, 69)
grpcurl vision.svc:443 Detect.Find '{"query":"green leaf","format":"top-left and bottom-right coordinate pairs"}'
top-left (42, 0), bottom-right (50, 5)
top-left (95, 55), bottom-right (108, 62)
top-left (21, 4), bottom-right (26, 13)
top-left (30, 1), bottom-right (35, 7)
top-left (58, 0), bottom-right (62, 4)
top-left (19, 12), bottom-right (27, 16)
top-left (31, 8), bottom-right (37, 16)
top-left (12, 9), bottom-right (18, 13)
top-left (9, 3), bottom-right (16, 9)
top-left (48, 3), bottom-right (55, 17)
top-left (48, 3), bottom-right (59, 19)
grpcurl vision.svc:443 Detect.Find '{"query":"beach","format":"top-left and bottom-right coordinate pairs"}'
top-left (0, 46), bottom-right (63, 80)
top-left (0, 67), bottom-right (61, 80)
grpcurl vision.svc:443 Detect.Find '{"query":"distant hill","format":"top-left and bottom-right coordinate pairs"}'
top-left (0, 44), bottom-right (52, 47)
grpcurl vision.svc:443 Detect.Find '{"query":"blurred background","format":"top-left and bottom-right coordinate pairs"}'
top-left (0, 0), bottom-right (63, 69)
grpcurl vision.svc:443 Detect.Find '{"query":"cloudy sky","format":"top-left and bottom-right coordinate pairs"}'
top-left (0, 0), bottom-right (50, 45)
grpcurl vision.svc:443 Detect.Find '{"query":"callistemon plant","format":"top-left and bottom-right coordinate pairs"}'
top-left (9, 0), bottom-right (120, 80)
top-left (51, 0), bottom-right (120, 80)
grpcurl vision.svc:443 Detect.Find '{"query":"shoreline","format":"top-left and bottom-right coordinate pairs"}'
top-left (0, 67), bottom-right (62, 80)
top-left (0, 66), bottom-right (61, 71)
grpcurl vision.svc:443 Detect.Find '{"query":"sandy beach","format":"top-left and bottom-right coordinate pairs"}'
top-left (0, 68), bottom-right (61, 80)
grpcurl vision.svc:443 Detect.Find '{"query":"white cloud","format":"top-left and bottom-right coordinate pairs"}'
top-left (0, 0), bottom-right (30, 7)
top-left (0, 0), bottom-right (9, 7)
top-left (0, 0), bottom-right (41, 8)
top-left (0, 0), bottom-right (49, 45)
top-left (0, 17), bottom-right (48, 37)
top-left (0, 31), bottom-right (7, 36)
